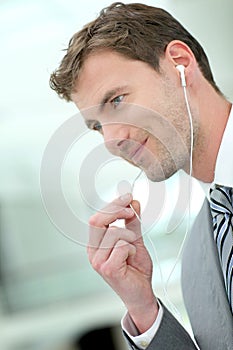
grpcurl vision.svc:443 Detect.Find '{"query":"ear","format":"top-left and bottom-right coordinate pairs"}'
top-left (165, 40), bottom-right (197, 85)
top-left (165, 40), bottom-right (196, 67)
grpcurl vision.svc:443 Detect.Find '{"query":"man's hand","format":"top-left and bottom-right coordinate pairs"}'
top-left (87, 193), bottom-right (159, 333)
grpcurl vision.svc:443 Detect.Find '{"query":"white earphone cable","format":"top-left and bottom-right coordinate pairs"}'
top-left (129, 83), bottom-right (194, 324)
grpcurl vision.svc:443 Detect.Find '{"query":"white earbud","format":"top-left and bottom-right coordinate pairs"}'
top-left (176, 64), bottom-right (186, 87)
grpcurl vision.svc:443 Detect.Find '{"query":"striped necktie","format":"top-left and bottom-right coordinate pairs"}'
top-left (209, 185), bottom-right (233, 313)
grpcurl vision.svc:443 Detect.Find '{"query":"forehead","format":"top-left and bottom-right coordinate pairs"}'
top-left (72, 51), bottom-right (130, 108)
top-left (71, 50), bottom-right (156, 109)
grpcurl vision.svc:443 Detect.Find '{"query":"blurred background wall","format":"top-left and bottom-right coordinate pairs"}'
top-left (0, 0), bottom-right (232, 349)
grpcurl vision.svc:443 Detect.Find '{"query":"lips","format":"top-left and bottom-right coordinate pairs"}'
top-left (130, 137), bottom-right (148, 162)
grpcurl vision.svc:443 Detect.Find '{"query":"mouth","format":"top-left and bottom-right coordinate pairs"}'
top-left (130, 137), bottom-right (148, 163)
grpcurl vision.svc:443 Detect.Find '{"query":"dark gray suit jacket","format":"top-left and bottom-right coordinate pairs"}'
top-left (124, 199), bottom-right (233, 349)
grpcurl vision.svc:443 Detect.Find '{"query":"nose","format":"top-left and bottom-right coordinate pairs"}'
top-left (101, 123), bottom-right (129, 156)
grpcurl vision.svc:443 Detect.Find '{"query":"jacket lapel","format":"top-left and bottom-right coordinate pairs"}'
top-left (181, 199), bottom-right (233, 349)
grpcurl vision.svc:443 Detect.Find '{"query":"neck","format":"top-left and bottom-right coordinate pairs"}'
top-left (191, 87), bottom-right (231, 183)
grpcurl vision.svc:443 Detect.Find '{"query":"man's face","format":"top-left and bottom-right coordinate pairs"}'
top-left (72, 50), bottom-right (193, 181)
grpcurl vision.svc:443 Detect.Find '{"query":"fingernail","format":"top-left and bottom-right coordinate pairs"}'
top-left (120, 193), bottom-right (131, 201)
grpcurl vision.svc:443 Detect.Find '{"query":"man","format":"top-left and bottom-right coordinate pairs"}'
top-left (49, 2), bottom-right (233, 349)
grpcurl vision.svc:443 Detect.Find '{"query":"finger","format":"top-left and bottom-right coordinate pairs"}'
top-left (88, 193), bottom-right (134, 249)
top-left (100, 226), bottom-right (137, 250)
top-left (89, 193), bottom-right (133, 229)
top-left (101, 239), bottom-right (136, 278)
top-left (89, 226), bottom-right (137, 266)
top-left (125, 200), bottom-right (142, 240)
top-left (87, 225), bottom-right (107, 252)
top-left (88, 206), bottom-right (134, 248)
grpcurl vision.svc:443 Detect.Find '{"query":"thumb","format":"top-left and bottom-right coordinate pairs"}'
top-left (125, 200), bottom-right (142, 238)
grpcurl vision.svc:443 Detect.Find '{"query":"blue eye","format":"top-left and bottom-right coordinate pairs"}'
top-left (111, 95), bottom-right (123, 108)
top-left (92, 121), bottom-right (102, 132)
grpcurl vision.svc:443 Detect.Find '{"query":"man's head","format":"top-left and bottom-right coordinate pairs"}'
top-left (50, 2), bottom-right (220, 101)
top-left (50, 2), bottom-right (226, 182)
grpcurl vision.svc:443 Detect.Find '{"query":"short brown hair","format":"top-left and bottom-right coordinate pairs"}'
top-left (50, 2), bottom-right (221, 101)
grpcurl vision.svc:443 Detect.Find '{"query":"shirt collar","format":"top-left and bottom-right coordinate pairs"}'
top-left (214, 104), bottom-right (233, 187)
top-left (199, 104), bottom-right (233, 197)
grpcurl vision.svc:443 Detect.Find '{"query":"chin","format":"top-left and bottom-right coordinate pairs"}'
top-left (146, 173), bottom-right (166, 182)
top-left (144, 165), bottom-right (178, 182)
top-left (142, 168), bottom-right (165, 182)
